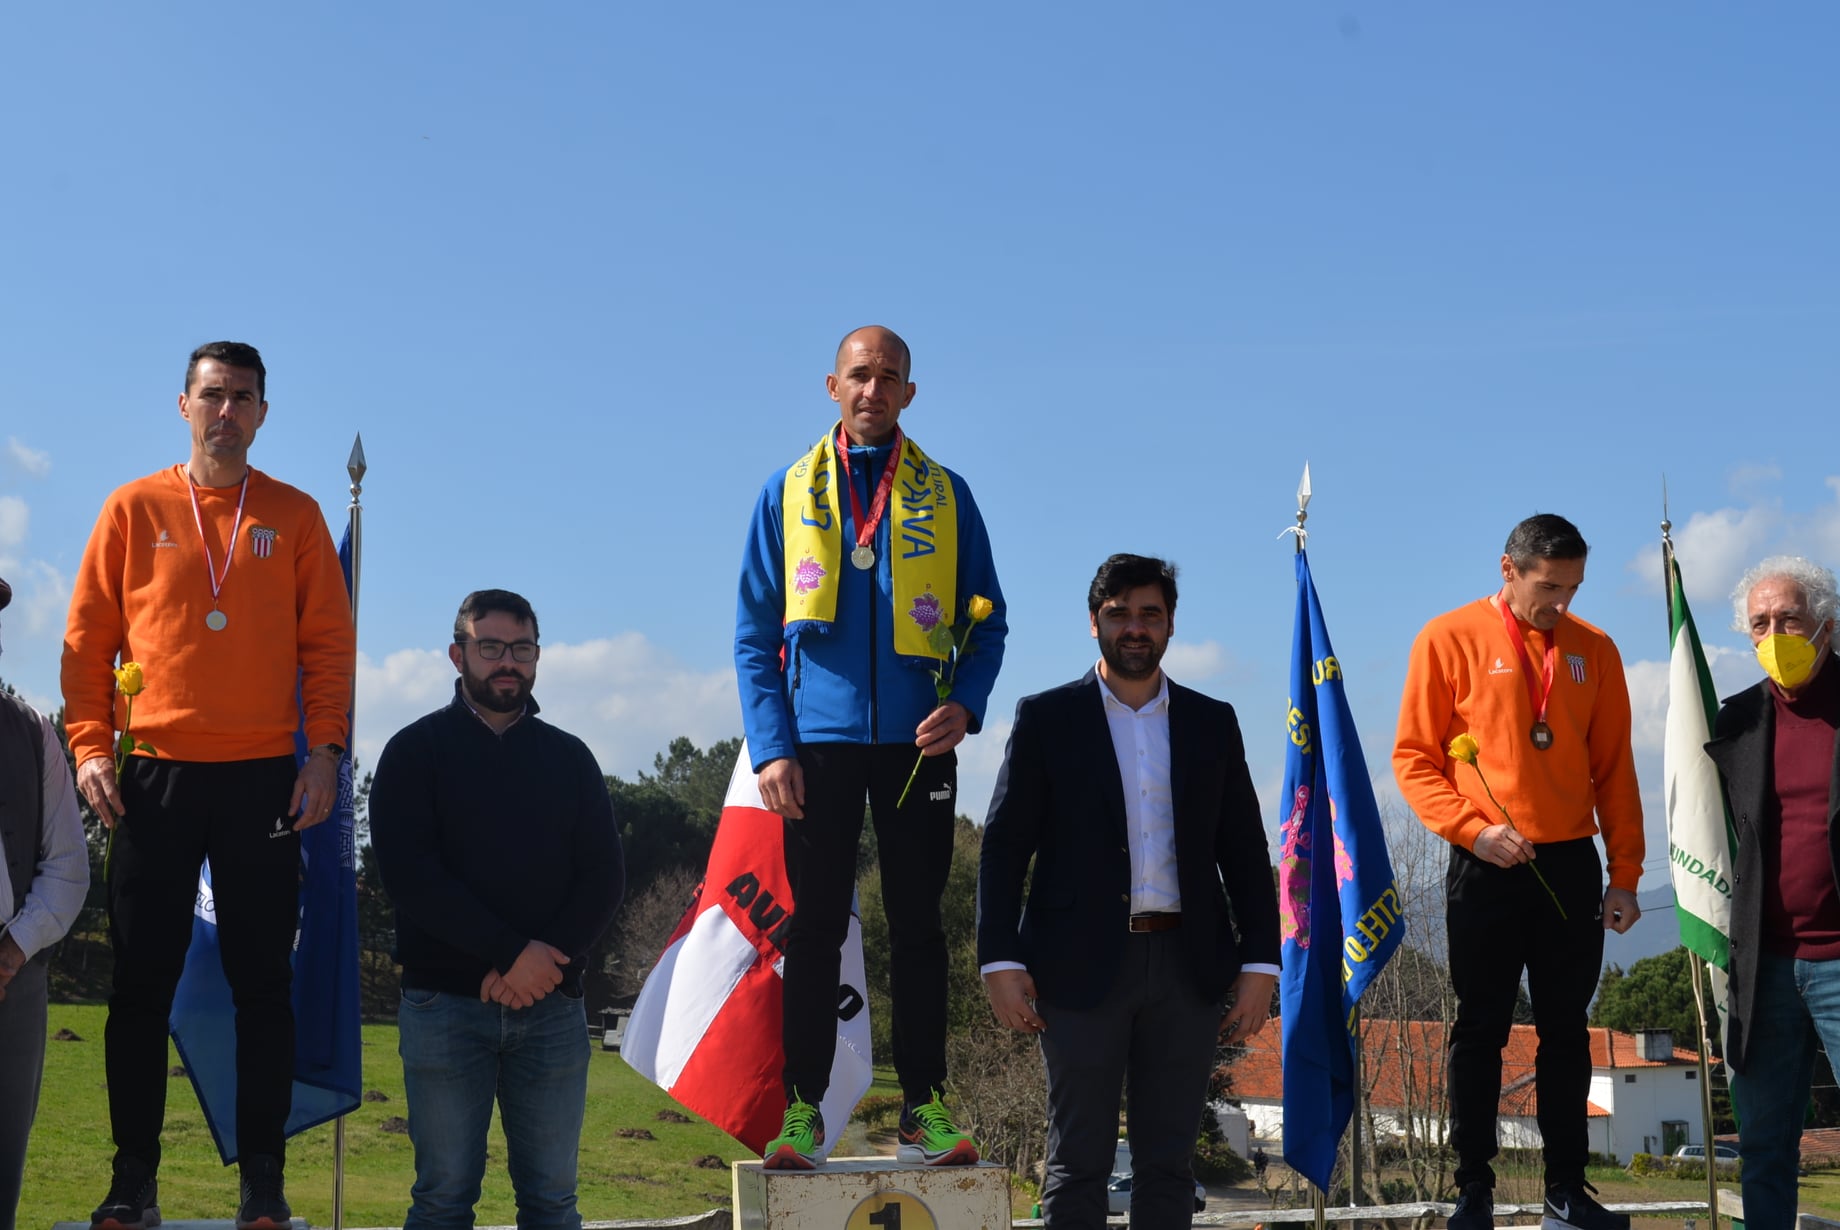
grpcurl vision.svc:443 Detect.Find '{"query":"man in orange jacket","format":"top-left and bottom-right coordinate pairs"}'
top-left (1393, 514), bottom-right (1642, 1230)
top-left (62, 341), bottom-right (355, 1230)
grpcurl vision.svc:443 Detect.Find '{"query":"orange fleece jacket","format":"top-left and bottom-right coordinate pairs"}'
top-left (61, 465), bottom-right (355, 767)
top-left (1392, 597), bottom-right (1644, 892)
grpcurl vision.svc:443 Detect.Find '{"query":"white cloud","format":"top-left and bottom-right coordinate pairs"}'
top-left (1623, 478), bottom-right (1840, 606)
top-left (1727, 463), bottom-right (1782, 499)
top-left (0, 497), bottom-right (26, 550)
top-left (1624, 642), bottom-right (1756, 756)
top-left (6, 438), bottom-right (50, 477)
top-left (351, 634), bottom-right (740, 784)
top-left (1162, 639), bottom-right (1228, 682)
top-left (15, 560), bottom-right (70, 637)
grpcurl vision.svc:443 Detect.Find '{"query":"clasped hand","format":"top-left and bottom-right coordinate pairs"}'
top-left (479, 940), bottom-right (570, 1008)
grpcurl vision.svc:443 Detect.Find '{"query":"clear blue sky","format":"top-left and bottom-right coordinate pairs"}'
top-left (3, 4), bottom-right (1836, 968)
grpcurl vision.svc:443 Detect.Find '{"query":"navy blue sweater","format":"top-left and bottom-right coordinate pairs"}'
top-left (370, 683), bottom-right (625, 995)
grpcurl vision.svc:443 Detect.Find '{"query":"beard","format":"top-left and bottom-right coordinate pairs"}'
top-left (463, 667), bottom-right (533, 714)
top-left (1099, 634), bottom-right (1164, 681)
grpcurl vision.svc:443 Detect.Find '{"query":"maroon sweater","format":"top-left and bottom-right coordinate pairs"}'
top-left (1764, 659), bottom-right (1840, 959)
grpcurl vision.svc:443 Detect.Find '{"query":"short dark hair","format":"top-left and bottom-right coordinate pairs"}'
top-left (1503, 514), bottom-right (1589, 568)
top-left (185, 341), bottom-right (267, 399)
top-left (453, 589), bottom-right (539, 642)
top-left (1087, 554), bottom-right (1179, 616)
top-left (835, 325), bottom-right (912, 381)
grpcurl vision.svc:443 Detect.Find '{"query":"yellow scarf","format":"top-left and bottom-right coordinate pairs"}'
top-left (782, 426), bottom-right (959, 660)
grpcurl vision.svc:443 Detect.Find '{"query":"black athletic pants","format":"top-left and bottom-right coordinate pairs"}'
top-left (105, 755), bottom-right (300, 1170)
top-left (780, 742), bottom-right (956, 1106)
top-left (1445, 835), bottom-right (1606, 1189)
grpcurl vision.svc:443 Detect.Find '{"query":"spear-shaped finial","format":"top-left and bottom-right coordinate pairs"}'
top-left (347, 433), bottom-right (367, 506)
top-left (1279, 462), bottom-right (1311, 551)
top-left (1661, 474), bottom-right (1673, 546)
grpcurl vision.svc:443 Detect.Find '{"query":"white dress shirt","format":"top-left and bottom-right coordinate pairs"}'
top-left (0, 709), bottom-right (90, 960)
top-left (982, 666), bottom-right (1277, 979)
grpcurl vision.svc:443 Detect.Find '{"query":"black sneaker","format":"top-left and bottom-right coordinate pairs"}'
top-left (1542, 1179), bottom-right (1628, 1230)
top-left (1449, 1181), bottom-right (1493, 1230)
top-left (91, 1158), bottom-right (160, 1230)
top-left (236, 1154), bottom-right (293, 1230)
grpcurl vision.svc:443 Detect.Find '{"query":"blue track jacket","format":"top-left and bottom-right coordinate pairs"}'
top-left (735, 437), bottom-right (1007, 772)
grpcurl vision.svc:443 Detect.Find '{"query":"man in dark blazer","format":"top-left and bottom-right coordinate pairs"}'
top-left (978, 554), bottom-right (1280, 1230)
top-left (1706, 555), bottom-right (1840, 1230)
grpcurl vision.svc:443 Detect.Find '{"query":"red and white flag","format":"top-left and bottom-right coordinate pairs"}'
top-left (622, 741), bottom-right (872, 1157)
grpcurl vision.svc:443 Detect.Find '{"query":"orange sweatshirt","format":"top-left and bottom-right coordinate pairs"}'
top-left (1392, 597), bottom-right (1644, 892)
top-left (61, 465), bottom-right (355, 767)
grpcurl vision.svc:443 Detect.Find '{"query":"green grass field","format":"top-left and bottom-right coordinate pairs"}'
top-left (22, 1003), bottom-right (772, 1227)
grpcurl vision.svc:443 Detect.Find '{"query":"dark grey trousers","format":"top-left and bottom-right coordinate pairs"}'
top-left (0, 958), bottom-right (49, 1230)
top-left (1037, 929), bottom-right (1221, 1230)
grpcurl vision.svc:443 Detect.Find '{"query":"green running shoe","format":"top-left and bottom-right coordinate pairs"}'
top-left (762, 1095), bottom-right (825, 1170)
top-left (897, 1091), bottom-right (979, 1165)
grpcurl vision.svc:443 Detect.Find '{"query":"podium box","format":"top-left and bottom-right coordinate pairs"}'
top-left (733, 1156), bottom-right (1011, 1230)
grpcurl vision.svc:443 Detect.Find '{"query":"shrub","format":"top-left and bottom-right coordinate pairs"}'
top-left (850, 1094), bottom-right (903, 1129)
top-left (1193, 1137), bottom-right (1253, 1184)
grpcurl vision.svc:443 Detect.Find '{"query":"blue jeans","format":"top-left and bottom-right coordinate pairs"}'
top-left (398, 987), bottom-right (590, 1230)
top-left (1732, 953), bottom-right (1840, 1230)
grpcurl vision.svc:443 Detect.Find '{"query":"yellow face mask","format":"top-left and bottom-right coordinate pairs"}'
top-left (1757, 626), bottom-right (1829, 691)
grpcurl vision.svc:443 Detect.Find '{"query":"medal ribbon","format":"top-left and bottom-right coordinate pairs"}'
top-left (833, 424), bottom-right (904, 554)
top-left (1497, 592), bottom-right (1558, 724)
top-left (186, 469), bottom-right (250, 613)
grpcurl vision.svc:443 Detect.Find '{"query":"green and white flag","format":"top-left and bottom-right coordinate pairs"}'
top-left (1664, 545), bottom-right (1737, 1046)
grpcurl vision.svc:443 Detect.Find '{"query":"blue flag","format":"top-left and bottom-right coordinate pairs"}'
top-left (169, 525), bottom-right (362, 1164)
top-left (1277, 549), bottom-right (1404, 1194)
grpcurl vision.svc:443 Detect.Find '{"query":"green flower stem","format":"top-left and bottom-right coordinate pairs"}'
top-left (114, 694), bottom-right (135, 781)
top-left (1466, 761), bottom-right (1568, 921)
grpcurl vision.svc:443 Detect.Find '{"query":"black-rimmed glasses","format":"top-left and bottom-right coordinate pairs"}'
top-left (456, 637), bottom-right (540, 662)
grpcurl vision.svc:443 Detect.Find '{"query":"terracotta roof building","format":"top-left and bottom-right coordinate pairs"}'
top-left (1224, 1020), bottom-right (1707, 1164)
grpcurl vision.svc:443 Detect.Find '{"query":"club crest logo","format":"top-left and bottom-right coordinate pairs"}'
top-left (249, 526), bottom-right (278, 559)
top-left (1566, 653), bottom-right (1587, 684)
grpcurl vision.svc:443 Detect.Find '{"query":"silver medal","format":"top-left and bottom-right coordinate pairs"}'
top-left (206, 609), bottom-right (228, 631)
top-left (850, 545), bottom-right (875, 570)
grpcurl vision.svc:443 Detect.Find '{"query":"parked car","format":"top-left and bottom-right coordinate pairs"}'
top-left (1673, 1143), bottom-right (1740, 1169)
top-left (1106, 1174), bottom-right (1207, 1215)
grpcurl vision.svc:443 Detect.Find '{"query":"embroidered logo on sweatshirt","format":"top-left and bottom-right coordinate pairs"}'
top-left (249, 526), bottom-right (278, 559)
top-left (1486, 656), bottom-right (1514, 676)
top-left (151, 529), bottom-right (179, 550)
top-left (1566, 653), bottom-right (1586, 683)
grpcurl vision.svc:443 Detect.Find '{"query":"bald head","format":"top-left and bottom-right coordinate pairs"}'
top-left (827, 326), bottom-right (916, 447)
top-left (835, 325), bottom-right (911, 382)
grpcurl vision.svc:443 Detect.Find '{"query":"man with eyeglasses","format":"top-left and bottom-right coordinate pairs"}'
top-left (369, 588), bottom-right (625, 1229)
top-left (63, 341), bottom-right (355, 1230)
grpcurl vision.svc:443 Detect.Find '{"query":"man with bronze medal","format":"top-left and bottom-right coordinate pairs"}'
top-left (62, 342), bottom-right (355, 1230)
top-left (735, 326), bottom-right (1007, 1169)
top-left (1393, 514), bottom-right (1643, 1230)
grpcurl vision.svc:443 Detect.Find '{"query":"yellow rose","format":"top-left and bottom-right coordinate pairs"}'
top-left (114, 662), bottom-right (145, 697)
top-left (1448, 733), bottom-right (1479, 765)
top-left (967, 595), bottom-right (994, 623)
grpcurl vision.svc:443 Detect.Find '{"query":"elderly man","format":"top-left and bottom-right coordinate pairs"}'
top-left (0, 575), bottom-right (91, 1230)
top-left (1393, 514), bottom-right (1643, 1230)
top-left (63, 342), bottom-right (356, 1230)
top-left (735, 325), bottom-right (1007, 1168)
top-left (1707, 556), bottom-right (1840, 1230)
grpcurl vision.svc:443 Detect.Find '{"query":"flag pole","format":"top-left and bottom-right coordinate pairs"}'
top-left (333, 433), bottom-right (364, 1230)
top-left (1663, 487), bottom-right (1721, 1226)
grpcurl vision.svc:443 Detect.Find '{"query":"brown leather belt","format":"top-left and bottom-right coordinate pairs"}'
top-left (1128, 912), bottom-right (1181, 933)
